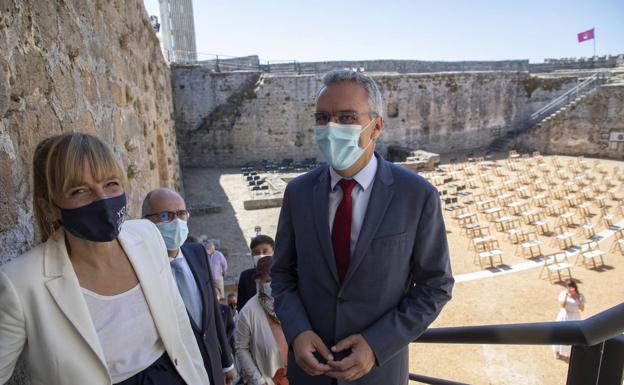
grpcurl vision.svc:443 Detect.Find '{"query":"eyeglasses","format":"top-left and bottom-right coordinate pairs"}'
top-left (314, 111), bottom-right (378, 125)
top-left (144, 209), bottom-right (190, 223)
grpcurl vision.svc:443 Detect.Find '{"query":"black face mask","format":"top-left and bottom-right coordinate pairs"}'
top-left (58, 194), bottom-right (127, 242)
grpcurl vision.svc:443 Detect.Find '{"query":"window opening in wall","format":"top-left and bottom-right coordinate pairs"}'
top-left (387, 102), bottom-right (399, 118)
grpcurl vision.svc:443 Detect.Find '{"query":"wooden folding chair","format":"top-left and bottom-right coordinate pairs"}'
top-left (515, 231), bottom-right (543, 259)
top-left (530, 213), bottom-right (551, 235)
top-left (576, 241), bottom-right (606, 269)
top-left (599, 209), bottom-right (620, 230)
top-left (474, 239), bottom-right (504, 269)
top-left (593, 194), bottom-right (607, 209)
top-left (532, 194), bottom-right (549, 208)
top-left (612, 238), bottom-right (624, 257)
top-left (540, 252), bottom-right (574, 284)
top-left (470, 235), bottom-right (496, 252)
top-left (552, 225), bottom-right (575, 250)
top-left (609, 229), bottom-right (624, 256)
top-left (577, 222), bottom-right (597, 240)
top-left (607, 188), bottom-right (620, 201)
top-left (464, 224), bottom-right (490, 239)
top-left (576, 203), bottom-right (592, 220)
top-left (544, 202), bottom-right (564, 217)
top-left (556, 211), bottom-right (576, 228)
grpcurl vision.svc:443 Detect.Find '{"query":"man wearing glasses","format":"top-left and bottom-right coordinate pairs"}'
top-left (271, 69), bottom-right (454, 385)
top-left (142, 188), bottom-right (237, 385)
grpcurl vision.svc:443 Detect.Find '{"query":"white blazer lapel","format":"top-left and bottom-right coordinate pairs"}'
top-left (43, 231), bottom-right (109, 375)
top-left (117, 225), bottom-right (175, 349)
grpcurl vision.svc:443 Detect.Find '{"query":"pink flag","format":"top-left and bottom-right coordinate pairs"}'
top-left (577, 28), bottom-right (595, 43)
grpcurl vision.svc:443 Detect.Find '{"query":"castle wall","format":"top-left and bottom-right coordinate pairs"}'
top-left (172, 68), bottom-right (578, 167)
top-left (516, 83), bottom-right (624, 158)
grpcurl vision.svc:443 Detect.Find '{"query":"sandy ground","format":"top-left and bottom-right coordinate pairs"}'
top-left (183, 154), bottom-right (624, 385)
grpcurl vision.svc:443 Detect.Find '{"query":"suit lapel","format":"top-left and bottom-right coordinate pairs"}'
top-left (43, 231), bottom-right (109, 376)
top-left (312, 166), bottom-right (340, 284)
top-left (181, 244), bottom-right (208, 332)
top-left (343, 154), bottom-right (394, 287)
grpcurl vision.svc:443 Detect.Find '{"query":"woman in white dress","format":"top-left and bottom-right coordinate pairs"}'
top-left (553, 280), bottom-right (586, 360)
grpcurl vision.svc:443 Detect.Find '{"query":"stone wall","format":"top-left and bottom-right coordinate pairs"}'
top-left (516, 83), bottom-right (624, 158)
top-left (265, 59), bottom-right (529, 74)
top-left (529, 54), bottom-right (624, 73)
top-left (0, 0), bottom-right (179, 272)
top-left (172, 68), bottom-right (578, 167)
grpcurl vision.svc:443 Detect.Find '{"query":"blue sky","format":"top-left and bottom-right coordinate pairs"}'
top-left (144, 0), bottom-right (624, 63)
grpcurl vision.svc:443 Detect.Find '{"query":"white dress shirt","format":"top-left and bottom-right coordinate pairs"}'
top-left (328, 154), bottom-right (378, 255)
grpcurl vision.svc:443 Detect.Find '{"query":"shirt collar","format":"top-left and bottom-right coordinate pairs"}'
top-left (169, 248), bottom-right (185, 262)
top-left (329, 154), bottom-right (378, 192)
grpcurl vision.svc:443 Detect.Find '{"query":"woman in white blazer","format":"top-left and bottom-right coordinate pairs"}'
top-left (0, 133), bottom-right (209, 385)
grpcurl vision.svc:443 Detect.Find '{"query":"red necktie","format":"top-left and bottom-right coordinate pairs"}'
top-left (332, 179), bottom-right (357, 282)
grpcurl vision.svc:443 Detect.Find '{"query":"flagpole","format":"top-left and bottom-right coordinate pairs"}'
top-left (593, 31), bottom-right (596, 58)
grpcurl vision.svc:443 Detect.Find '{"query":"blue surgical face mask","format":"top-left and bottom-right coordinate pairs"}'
top-left (156, 218), bottom-right (189, 251)
top-left (260, 282), bottom-right (272, 296)
top-left (314, 120), bottom-right (375, 171)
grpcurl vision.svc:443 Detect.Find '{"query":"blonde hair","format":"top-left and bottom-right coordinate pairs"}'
top-left (33, 135), bottom-right (61, 242)
top-left (34, 133), bottom-right (126, 242)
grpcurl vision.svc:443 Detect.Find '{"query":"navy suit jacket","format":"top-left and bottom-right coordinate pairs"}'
top-left (271, 153), bottom-right (454, 385)
top-left (236, 267), bottom-right (256, 312)
top-left (180, 243), bottom-right (234, 385)
top-left (219, 303), bottom-right (236, 354)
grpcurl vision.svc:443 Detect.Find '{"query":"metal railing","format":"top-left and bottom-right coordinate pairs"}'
top-left (409, 302), bottom-right (624, 384)
top-left (529, 73), bottom-right (606, 124)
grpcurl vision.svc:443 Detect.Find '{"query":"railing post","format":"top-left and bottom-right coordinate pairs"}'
top-left (567, 336), bottom-right (624, 385)
top-left (597, 335), bottom-right (624, 385)
top-left (566, 342), bottom-right (604, 385)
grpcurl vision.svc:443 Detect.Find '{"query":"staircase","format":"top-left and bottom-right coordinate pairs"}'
top-left (487, 72), bottom-right (609, 152)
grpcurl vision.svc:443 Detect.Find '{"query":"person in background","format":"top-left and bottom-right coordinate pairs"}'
top-left (553, 280), bottom-right (586, 361)
top-left (235, 256), bottom-right (288, 385)
top-left (216, 289), bottom-right (236, 356)
top-left (0, 133), bottom-right (209, 385)
top-left (237, 235), bottom-right (275, 312)
top-left (205, 240), bottom-right (228, 302)
top-left (143, 188), bottom-right (237, 384)
top-left (186, 235), bottom-right (198, 243)
top-left (227, 292), bottom-right (239, 320)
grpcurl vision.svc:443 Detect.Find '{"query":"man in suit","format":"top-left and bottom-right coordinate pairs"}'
top-left (143, 188), bottom-right (237, 385)
top-left (271, 69), bottom-right (454, 385)
top-left (237, 234), bottom-right (275, 312)
top-left (215, 288), bottom-right (236, 355)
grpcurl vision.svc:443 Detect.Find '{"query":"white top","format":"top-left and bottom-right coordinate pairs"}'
top-left (82, 284), bottom-right (165, 383)
top-left (235, 294), bottom-right (283, 385)
top-left (558, 290), bottom-right (586, 314)
top-left (329, 154), bottom-right (378, 254)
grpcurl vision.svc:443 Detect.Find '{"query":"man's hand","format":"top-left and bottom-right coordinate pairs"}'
top-left (326, 334), bottom-right (375, 382)
top-left (224, 368), bottom-right (237, 385)
top-left (292, 330), bottom-right (334, 376)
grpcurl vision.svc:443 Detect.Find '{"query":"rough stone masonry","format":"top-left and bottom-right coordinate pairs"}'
top-left (171, 67), bottom-right (580, 168)
top-left (0, 0), bottom-right (180, 271)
